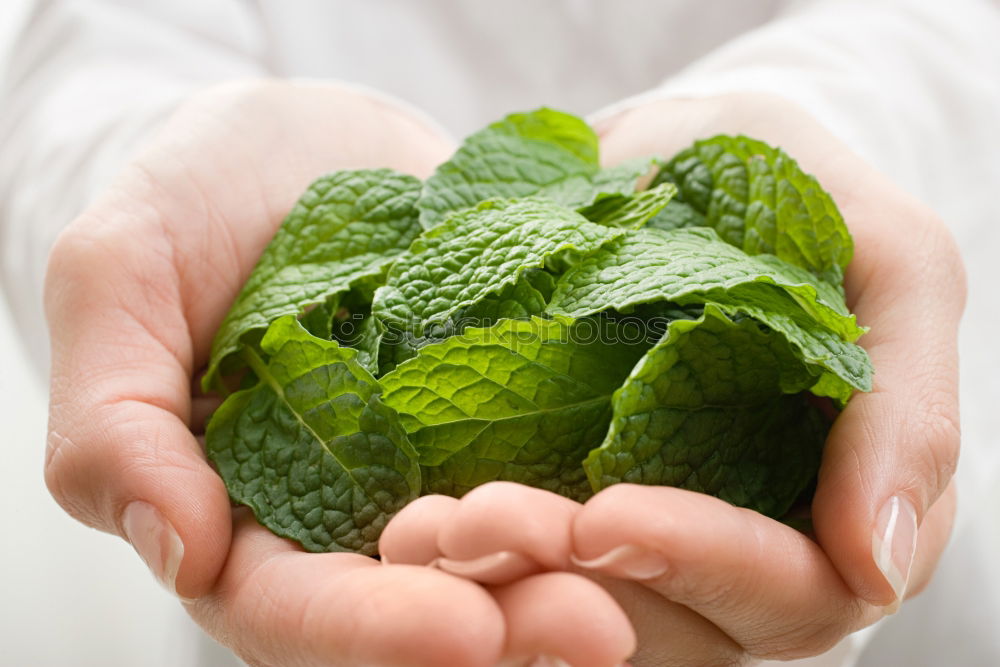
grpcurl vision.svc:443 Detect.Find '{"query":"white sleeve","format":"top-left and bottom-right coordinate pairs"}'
top-left (595, 0), bottom-right (1000, 206)
top-left (0, 0), bottom-right (271, 369)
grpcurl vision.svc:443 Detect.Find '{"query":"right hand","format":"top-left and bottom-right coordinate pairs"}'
top-left (42, 81), bottom-right (636, 666)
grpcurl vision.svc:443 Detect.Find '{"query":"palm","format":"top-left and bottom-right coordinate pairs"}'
top-left (45, 82), bottom-right (551, 666)
top-left (382, 94), bottom-right (963, 665)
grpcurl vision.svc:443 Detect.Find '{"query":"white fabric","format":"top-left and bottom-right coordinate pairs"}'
top-left (0, 1), bottom-right (997, 665)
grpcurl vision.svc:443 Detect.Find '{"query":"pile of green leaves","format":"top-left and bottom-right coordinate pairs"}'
top-left (203, 108), bottom-right (872, 555)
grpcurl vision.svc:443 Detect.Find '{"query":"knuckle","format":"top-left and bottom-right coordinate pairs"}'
top-left (911, 395), bottom-right (961, 501)
top-left (900, 210), bottom-right (967, 307)
top-left (460, 480), bottom-right (523, 504)
top-left (44, 425), bottom-right (105, 529)
top-left (45, 218), bottom-right (103, 290)
top-left (44, 206), bottom-right (150, 319)
top-left (586, 482), bottom-right (641, 514)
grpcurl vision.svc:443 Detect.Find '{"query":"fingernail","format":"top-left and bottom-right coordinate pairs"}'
top-left (529, 655), bottom-right (572, 667)
top-left (434, 550), bottom-right (540, 584)
top-left (122, 501), bottom-right (184, 596)
top-left (872, 495), bottom-right (918, 606)
top-left (571, 544), bottom-right (669, 580)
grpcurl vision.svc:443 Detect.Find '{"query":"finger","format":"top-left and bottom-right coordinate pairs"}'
top-left (490, 572), bottom-right (635, 667)
top-left (379, 494), bottom-right (459, 565)
top-left (812, 178), bottom-right (965, 606)
top-left (584, 573), bottom-right (746, 667)
top-left (572, 485), bottom-right (880, 660)
top-left (378, 493), bottom-right (551, 586)
top-left (45, 212), bottom-right (232, 600)
top-left (434, 482), bottom-right (581, 583)
top-left (188, 511), bottom-right (506, 667)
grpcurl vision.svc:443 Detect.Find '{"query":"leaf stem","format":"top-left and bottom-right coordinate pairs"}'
top-left (240, 346), bottom-right (271, 382)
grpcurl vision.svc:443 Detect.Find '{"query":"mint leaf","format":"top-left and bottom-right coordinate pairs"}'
top-left (373, 198), bottom-right (624, 336)
top-left (433, 270), bottom-right (554, 334)
top-left (588, 156), bottom-right (661, 198)
top-left (739, 136), bottom-right (852, 283)
top-left (351, 315), bottom-right (383, 375)
top-left (298, 294), bottom-right (340, 341)
top-left (549, 227), bottom-right (862, 341)
top-left (205, 317), bottom-right (421, 554)
top-left (645, 199), bottom-right (705, 233)
top-left (204, 169), bottom-right (422, 390)
top-left (548, 227), bottom-right (871, 398)
top-left (418, 108), bottom-right (601, 229)
top-left (376, 269), bottom-right (557, 374)
top-left (700, 287), bottom-right (869, 404)
top-left (578, 183), bottom-right (677, 229)
top-left (584, 306), bottom-right (828, 518)
top-left (203, 108), bottom-right (874, 554)
top-left (653, 141), bottom-right (748, 246)
top-left (380, 317), bottom-right (650, 500)
top-left (653, 136), bottom-right (852, 283)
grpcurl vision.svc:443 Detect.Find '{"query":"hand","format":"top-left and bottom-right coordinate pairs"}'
top-left (42, 80), bottom-right (639, 666)
top-left (383, 94), bottom-right (965, 665)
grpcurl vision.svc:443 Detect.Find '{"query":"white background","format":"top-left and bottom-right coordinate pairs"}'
top-left (0, 3), bottom-right (194, 665)
top-left (1, 1), bottom-right (997, 665)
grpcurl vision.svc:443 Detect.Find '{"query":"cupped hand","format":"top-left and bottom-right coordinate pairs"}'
top-left (383, 94), bottom-right (965, 665)
top-left (42, 80), bottom-right (641, 666)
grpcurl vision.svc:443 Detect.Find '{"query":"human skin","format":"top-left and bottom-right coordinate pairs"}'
top-left (43, 84), bottom-right (964, 666)
top-left (43, 81), bottom-right (635, 667)
top-left (380, 94), bottom-right (966, 665)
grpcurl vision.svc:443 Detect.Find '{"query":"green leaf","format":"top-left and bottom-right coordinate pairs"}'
top-left (653, 136), bottom-right (852, 283)
top-left (373, 198), bottom-right (624, 337)
top-left (205, 317), bottom-right (421, 554)
top-left (577, 182), bottom-right (677, 229)
top-left (584, 306), bottom-right (828, 518)
top-left (700, 287), bottom-right (868, 404)
top-left (380, 317), bottom-right (650, 501)
top-left (547, 227), bottom-right (871, 399)
top-left (738, 136), bottom-right (852, 282)
top-left (645, 200), bottom-right (705, 233)
top-left (298, 294), bottom-right (340, 341)
top-left (436, 270), bottom-right (554, 333)
top-left (653, 140), bottom-right (749, 246)
top-left (351, 315), bottom-right (383, 375)
top-left (204, 169), bottom-right (423, 390)
top-left (588, 156), bottom-right (662, 198)
top-left (549, 227), bottom-right (860, 339)
top-left (377, 269), bottom-right (558, 374)
top-left (417, 108), bottom-right (602, 229)
top-left (379, 269), bottom-right (555, 374)
top-left (202, 109), bottom-right (874, 551)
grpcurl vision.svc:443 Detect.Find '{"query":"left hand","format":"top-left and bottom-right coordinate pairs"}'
top-left (382, 93), bottom-right (965, 666)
